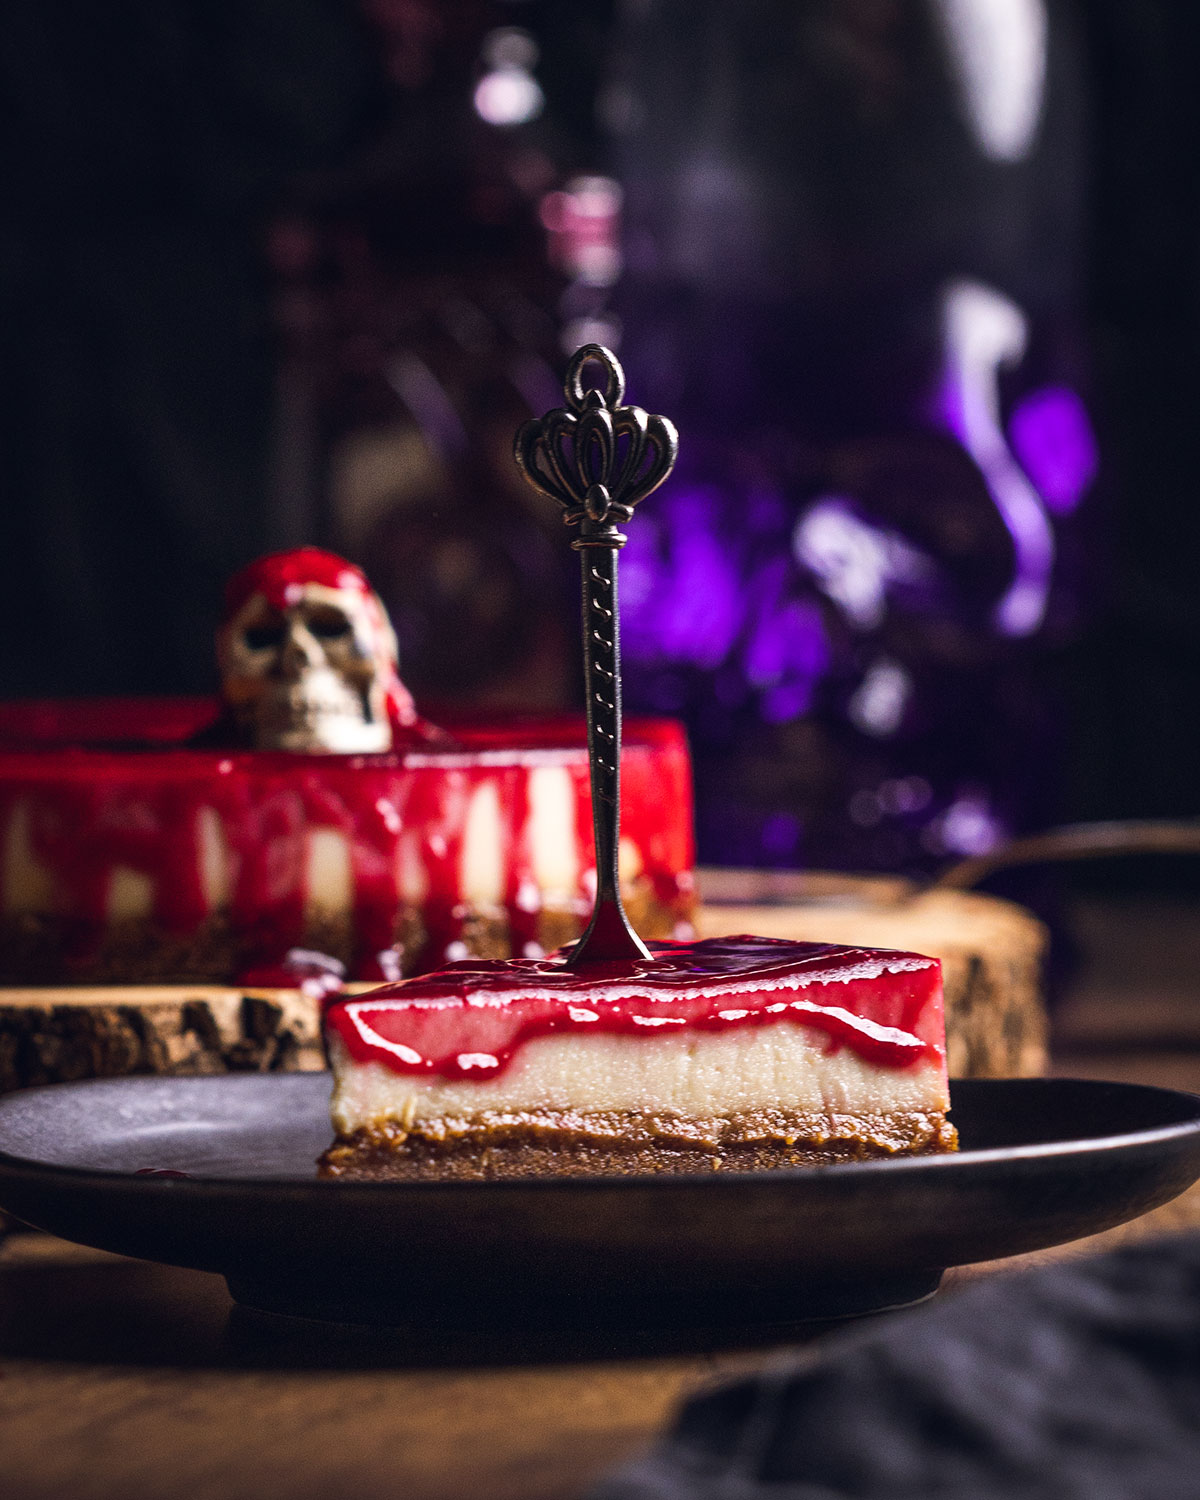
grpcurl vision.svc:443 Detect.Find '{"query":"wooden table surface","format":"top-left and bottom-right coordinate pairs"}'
top-left (3, 896), bottom-right (1200, 1500)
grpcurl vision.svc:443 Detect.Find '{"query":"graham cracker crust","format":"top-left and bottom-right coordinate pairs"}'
top-left (320, 1109), bottom-right (957, 1180)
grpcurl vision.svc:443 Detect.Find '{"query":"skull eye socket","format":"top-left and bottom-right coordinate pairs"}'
top-left (306, 608), bottom-right (354, 640)
top-left (243, 621), bottom-right (286, 651)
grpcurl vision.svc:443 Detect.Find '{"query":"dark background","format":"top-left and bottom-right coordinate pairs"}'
top-left (0, 0), bottom-right (1197, 876)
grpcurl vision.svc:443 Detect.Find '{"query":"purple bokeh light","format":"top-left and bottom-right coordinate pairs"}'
top-left (617, 281), bottom-right (1091, 872)
top-left (1009, 385), bottom-right (1099, 516)
top-left (935, 281), bottom-right (1054, 637)
top-left (622, 486), bottom-right (743, 670)
top-left (623, 482), bottom-right (829, 722)
top-left (933, 282), bottom-right (1096, 637)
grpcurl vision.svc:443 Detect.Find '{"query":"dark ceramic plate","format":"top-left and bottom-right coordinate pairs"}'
top-left (0, 1074), bottom-right (1198, 1329)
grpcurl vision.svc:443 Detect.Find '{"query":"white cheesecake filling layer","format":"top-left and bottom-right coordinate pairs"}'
top-left (328, 1024), bottom-right (949, 1136)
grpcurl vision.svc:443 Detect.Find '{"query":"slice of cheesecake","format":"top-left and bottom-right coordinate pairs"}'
top-left (320, 934), bottom-right (956, 1178)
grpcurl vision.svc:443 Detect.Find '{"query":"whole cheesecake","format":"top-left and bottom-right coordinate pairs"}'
top-left (0, 698), bottom-right (695, 984)
top-left (321, 934), bottom-right (956, 1178)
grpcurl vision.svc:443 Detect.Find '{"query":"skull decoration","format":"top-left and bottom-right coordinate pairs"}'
top-left (218, 548), bottom-right (417, 753)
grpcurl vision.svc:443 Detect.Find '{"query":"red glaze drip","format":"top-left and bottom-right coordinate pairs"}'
top-left (324, 935), bottom-right (947, 1078)
top-left (237, 947), bottom-right (349, 1007)
top-left (0, 700), bottom-right (695, 981)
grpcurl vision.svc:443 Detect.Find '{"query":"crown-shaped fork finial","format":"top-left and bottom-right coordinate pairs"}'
top-left (514, 346), bottom-right (678, 965)
top-left (514, 345), bottom-right (678, 546)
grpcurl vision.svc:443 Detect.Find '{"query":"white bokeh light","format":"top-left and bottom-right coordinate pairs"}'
top-left (794, 498), bottom-right (929, 630)
top-left (848, 659), bottom-right (912, 738)
top-left (934, 0), bottom-right (1047, 161)
top-left (474, 68), bottom-right (543, 127)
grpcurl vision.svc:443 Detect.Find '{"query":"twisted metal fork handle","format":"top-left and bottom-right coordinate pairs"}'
top-left (569, 534), bottom-right (650, 965)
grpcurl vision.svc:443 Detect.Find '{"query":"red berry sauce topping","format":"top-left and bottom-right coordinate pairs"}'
top-left (325, 935), bottom-right (945, 1080)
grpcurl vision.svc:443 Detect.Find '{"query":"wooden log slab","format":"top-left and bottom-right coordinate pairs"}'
top-left (697, 870), bottom-right (1048, 1078)
top-left (0, 873), bottom-right (1046, 1094)
top-left (0, 985), bottom-right (326, 1096)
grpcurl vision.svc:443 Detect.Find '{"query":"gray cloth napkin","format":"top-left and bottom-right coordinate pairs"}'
top-left (591, 1236), bottom-right (1200, 1500)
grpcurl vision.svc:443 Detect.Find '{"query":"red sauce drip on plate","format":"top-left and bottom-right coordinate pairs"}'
top-left (324, 935), bottom-right (946, 1078)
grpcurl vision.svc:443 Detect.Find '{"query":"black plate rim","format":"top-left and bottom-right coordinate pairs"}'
top-left (0, 1074), bottom-right (1197, 1196)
